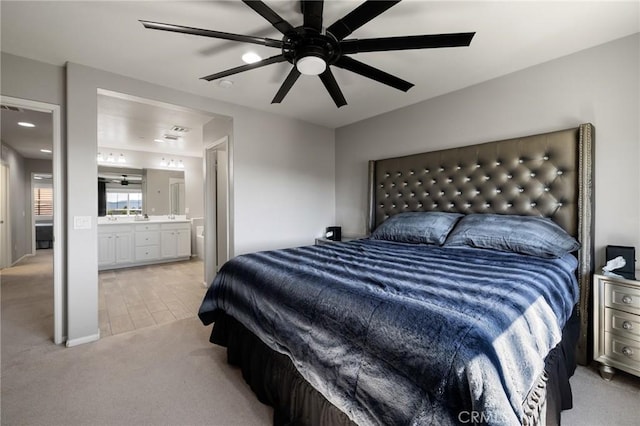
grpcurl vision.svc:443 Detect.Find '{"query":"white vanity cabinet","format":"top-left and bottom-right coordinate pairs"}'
top-left (160, 223), bottom-right (191, 259)
top-left (134, 223), bottom-right (161, 262)
top-left (98, 220), bottom-right (191, 271)
top-left (98, 225), bottom-right (133, 268)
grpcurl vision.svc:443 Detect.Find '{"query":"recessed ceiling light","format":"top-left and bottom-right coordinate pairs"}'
top-left (40, 149), bottom-right (52, 154)
top-left (218, 79), bottom-right (234, 89)
top-left (18, 121), bottom-right (35, 128)
top-left (154, 139), bottom-right (164, 143)
top-left (241, 52), bottom-right (261, 64)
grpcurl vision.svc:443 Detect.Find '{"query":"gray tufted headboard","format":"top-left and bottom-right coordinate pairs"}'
top-left (367, 123), bottom-right (594, 365)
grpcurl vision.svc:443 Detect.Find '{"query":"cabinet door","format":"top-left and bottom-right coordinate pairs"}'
top-left (98, 233), bottom-right (116, 266)
top-left (161, 230), bottom-right (177, 258)
top-left (115, 232), bottom-right (133, 264)
top-left (175, 229), bottom-right (191, 257)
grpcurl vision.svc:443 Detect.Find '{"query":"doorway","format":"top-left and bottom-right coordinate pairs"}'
top-left (204, 137), bottom-right (231, 287)
top-left (0, 95), bottom-right (64, 344)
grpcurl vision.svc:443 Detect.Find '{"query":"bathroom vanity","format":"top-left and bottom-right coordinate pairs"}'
top-left (98, 217), bottom-right (191, 271)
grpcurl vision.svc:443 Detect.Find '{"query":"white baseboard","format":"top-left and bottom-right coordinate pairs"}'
top-left (66, 332), bottom-right (100, 347)
top-left (11, 253), bottom-right (34, 266)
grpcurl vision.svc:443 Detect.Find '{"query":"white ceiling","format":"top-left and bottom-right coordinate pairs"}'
top-left (97, 92), bottom-right (218, 158)
top-left (1, 1), bottom-right (639, 129)
top-left (0, 107), bottom-right (53, 160)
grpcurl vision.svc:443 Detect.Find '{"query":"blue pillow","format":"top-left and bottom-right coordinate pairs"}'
top-left (370, 212), bottom-right (463, 245)
top-left (443, 213), bottom-right (580, 258)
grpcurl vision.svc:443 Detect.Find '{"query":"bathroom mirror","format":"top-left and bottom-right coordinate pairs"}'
top-left (98, 165), bottom-right (185, 216)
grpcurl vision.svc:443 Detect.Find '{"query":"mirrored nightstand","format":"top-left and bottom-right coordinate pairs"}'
top-left (593, 270), bottom-right (640, 380)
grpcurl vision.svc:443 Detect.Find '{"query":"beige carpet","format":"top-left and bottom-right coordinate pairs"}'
top-left (2, 252), bottom-right (638, 425)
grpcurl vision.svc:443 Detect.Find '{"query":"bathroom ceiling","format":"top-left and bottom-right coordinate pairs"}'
top-left (97, 93), bottom-right (220, 158)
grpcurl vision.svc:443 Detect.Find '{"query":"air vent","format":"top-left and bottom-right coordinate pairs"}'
top-left (170, 125), bottom-right (190, 133)
top-left (0, 105), bottom-right (23, 112)
top-left (163, 134), bottom-right (180, 141)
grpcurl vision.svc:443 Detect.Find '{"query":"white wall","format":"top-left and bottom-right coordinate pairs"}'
top-left (335, 34), bottom-right (640, 267)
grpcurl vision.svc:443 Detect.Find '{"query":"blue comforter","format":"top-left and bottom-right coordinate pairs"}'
top-left (198, 239), bottom-right (578, 425)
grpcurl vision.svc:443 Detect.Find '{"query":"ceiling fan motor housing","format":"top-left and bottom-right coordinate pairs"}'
top-left (284, 29), bottom-right (341, 75)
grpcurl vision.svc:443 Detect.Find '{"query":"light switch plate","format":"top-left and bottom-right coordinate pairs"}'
top-left (73, 216), bottom-right (92, 230)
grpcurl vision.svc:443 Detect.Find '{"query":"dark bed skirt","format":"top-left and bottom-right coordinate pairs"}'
top-left (209, 308), bottom-right (580, 425)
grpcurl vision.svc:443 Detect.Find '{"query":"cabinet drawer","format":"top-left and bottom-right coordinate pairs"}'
top-left (135, 223), bottom-right (160, 232)
top-left (135, 246), bottom-right (159, 261)
top-left (161, 222), bottom-right (190, 230)
top-left (604, 282), bottom-right (640, 315)
top-left (99, 225), bottom-right (133, 233)
top-left (135, 231), bottom-right (159, 247)
top-left (604, 332), bottom-right (640, 371)
top-left (605, 308), bottom-right (640, 341)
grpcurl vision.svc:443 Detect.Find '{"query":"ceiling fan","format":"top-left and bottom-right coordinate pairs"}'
top-left (141, 0), bottom-right (475, 107)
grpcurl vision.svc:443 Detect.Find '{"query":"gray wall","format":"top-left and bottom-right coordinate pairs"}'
top-left (335, 34), bottom-right (640, 267)
top-left (65, 63), bottom-right (335, 343)
top-left (1, 52), bottom-right (67, 338)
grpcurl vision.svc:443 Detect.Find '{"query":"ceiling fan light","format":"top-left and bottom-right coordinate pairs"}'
top-left (296, 56), bottom-right (326, 76)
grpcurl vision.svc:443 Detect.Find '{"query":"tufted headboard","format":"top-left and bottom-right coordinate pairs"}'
top-left (367, 123), bottom-right (594, 365)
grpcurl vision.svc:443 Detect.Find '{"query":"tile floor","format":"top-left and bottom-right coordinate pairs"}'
top-left (99, 259), bottom-right (206, 337)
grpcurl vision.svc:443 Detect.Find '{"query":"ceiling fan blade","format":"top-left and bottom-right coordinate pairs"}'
top-left (242, 0), bottom-right (294, 35)
top-left (302, 0), bottom-right (324, 32)
top-left (201, 55), bottom-right (287, 81)
top-left (140, 20), bottom-right (283, 48)
top-left (341, 32), bottom-right (476, 54)
top-left (334, 56), bottom-right (413, 92)
top-left (319, 69), bottom-right (347, 107)
top-left (326, 0), bottom-right (400, 41)
top-left (272, 67), bottom-right (302, 104)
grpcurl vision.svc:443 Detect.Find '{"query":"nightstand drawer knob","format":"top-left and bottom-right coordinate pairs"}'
top-left (622, 295), bottom-right (633, 304)
top-left (622, 321), bottom-right (633, 330)
top-left (622, 346), bottom-right (634, 357)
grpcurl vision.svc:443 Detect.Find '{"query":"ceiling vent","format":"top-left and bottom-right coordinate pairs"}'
top-left (170, 125), bottom-right (190, 133)
top-left (0, 105), bottom-right (23, 112)
top-left (163, 134), bottom-right (180, 141)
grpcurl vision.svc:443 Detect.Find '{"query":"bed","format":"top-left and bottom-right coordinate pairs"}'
top-left (199, 124), bottom-right (594, 425)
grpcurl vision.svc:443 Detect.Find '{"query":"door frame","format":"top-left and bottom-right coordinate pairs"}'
top-left (0, 162), bottom-right (10, 269)
top-left (204, 136), bottom-right (231, 287)
top-left (1, 95), bottom-right (64, 345)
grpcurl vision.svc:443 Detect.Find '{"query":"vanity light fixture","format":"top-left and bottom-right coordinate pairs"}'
top-left (97, 152), bottom-right (104, 162)
top-left (160, 158), bottom-right (167, 167)
top-left (177, 160), bottom-right (184, 169)
top-left (107, 153), bottom-right (115, 163)
top-left (117, 153), bottom-right (126, 163)
top-left (168, 159), bottom-right (176, 168)
top-left (18, 121), bottom-right (35, 128)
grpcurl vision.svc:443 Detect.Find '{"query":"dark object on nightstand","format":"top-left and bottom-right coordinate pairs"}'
top-left (325, 226), bottom-right (341, 241)
top-left (606, 245), bottom-right (636, 280)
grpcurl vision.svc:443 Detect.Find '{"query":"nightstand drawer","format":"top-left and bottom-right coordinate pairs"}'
top-left (605, 308), bottom-right (640, 341)
top-left (604, 332), bottom-right (640, 370)
top-left (604, 282), bottom-right (640, 315)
